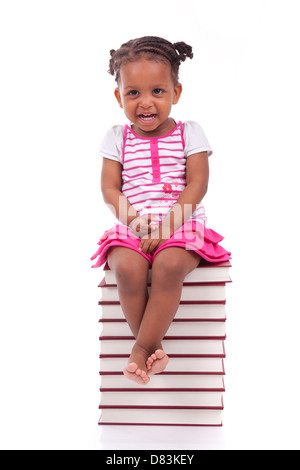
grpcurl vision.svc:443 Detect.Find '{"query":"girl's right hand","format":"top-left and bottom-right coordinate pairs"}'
top-left (129, 215), bottom-right (160, 238)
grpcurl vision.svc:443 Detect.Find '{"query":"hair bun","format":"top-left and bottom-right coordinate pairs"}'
top-left (173, 42), bottom-right (193, 62)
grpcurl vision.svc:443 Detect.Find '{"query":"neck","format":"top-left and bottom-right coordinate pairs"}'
top-left (131, 118), bottom-right (176, 137)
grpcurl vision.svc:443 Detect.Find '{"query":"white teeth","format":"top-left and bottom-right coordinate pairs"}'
top-left (140, 114), bottom-right (156, 121)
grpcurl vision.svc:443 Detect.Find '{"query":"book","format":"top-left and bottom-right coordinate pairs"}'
top-left (100, 390), bottom-right (224, 408)
top-left (100, 303), bottom-right (227, 320)
top-left (99, 338), bottom-right (226, 357)
top-left (103, 260), bottom-right (231, 284)
top-left (100, 357), bottom-right (225, 374)
top-left (98, 408), bottom-right (223, 426)
top-left (100, 373), bottom-right (226, 391)
top-left (99, 319), bottom-right (226, 339)
top-left (97, 260), bottom-right (231, 426)
top-left (99, 279), bottom-right (227, 302)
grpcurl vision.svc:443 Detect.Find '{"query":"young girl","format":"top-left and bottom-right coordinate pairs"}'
top-left (91, 36), bottom-right (231, 385)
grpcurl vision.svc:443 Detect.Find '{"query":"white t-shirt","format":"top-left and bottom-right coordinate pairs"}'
top-left (99, 120), bottom-right (213, 163)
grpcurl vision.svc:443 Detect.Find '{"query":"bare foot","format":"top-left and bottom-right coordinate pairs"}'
top-left (146, 349), bottom-right (169, 375)
top-left (123, 345), bottom-right (150, 385)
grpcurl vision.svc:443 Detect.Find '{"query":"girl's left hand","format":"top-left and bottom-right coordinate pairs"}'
top-left (138, 225), bottom-right (172, 254)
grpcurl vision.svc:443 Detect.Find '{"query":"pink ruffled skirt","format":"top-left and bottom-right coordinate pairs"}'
top-left (91, 220), bottom-right (231, 268)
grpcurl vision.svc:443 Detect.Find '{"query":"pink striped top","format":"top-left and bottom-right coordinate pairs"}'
top-left (99, 120), bottom-right (213, 225)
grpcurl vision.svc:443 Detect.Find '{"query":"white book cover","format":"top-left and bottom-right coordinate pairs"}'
top-left (100, 391), bottom-right (223, 408)
top-left (99, 320), bottom-right (226, 338)
top-left (100, 303), bottom-right (227, 320)
top-left (100, 357), bottom-right (225, 374)
top-left (100, 283), bottom-right (226, 302)
top-left (100, 373), bottom-right (225, 390)
top-left (99, 408), bottom-right (223, 426)
top-left (103, 262), bottom-right (231, 284)
top-left (99, 338), bottom-right (226, 356)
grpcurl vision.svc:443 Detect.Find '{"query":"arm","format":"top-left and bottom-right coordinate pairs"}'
top-left (139, 151), bottom-right (209, 253)
top-left (166, 150), bottom-right (209, 232)
top-left (101, 157), bottom-right (139, 226)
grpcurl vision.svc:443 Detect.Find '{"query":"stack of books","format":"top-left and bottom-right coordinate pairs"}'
top-left (98, 260), bottom-right (231, 426)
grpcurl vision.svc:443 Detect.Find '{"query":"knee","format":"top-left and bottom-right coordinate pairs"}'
top-left (115, 259), bottom-right (148, 290)
top-left (152, 256), bottom-right (186, 285)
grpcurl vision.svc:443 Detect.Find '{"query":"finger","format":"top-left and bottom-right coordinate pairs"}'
top-left (139, 221), bottom-right (150, 231)
top-left (142, 237), bottom-right (160, 254)
top-left (138, 239), bottom-right (149, 253)
top-left (141, 215), bottom-right (154, 233)
top-left (149, 214), bottom-right (159, 224)
top-left (139, 235), bottom-right (155, 253)
top-left (149, 240), bottom-right (161, 254)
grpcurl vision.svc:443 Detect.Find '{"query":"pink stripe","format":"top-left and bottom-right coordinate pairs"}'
top-left (126, 189), bottom-right (177, 199)
top-left (124, 156), bottom-right (152, 164)
top-left (123, 171), bottom-right (185, 181)
top-left (161, 174), bottom-right (186, 179)
top-left (151, 138), bottom-right (160, 183)
top-left (160, 169), bottom-right (185, 174)
top-left (157, 148), bottom-right (183, 153)
top-left (124, 148), bottom-right (151, 155)
top-left (122, 182), bottom-right (158, 191)
top-left (125, 141), bottom-right (150, 147)
top-left (124, 188), bottom-right (160, 196)
top-left (122, 171), bottom-right (151, 179)
top-left (158, 140), bottom-right (183, 144)
top-left (124, 152), bottom-right (184, 160)
top-left (123, 164), bottom-right (153, 171)
top-left (159, 155), bottom-right (186, 160)
top-left (158, 163), bottom-right (185, 168)
top-left (122, 182), bottom-right (185, 193)
top-left (141, 212), bottom-right (164, 216)
top-left (125, 131), bottom-right (182, 141)
top-left (125, 122), bottom-right (182, 141)
top-left (158, 156), bottom-right (185, 161)
top-left (142, 204), bottom-right (176, 209)
top-left (125, 164), bottom-right (184, 173)
top-left (122, 126), bottom-right (128, 163)
top-left (125, 132), bottom-right (182, 143)
top-left (180, 122), bottom-right (185, 149)
top-left (131, 197), bottom-right (178, 205)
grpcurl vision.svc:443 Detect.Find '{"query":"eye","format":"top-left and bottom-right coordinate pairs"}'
top-left (128, 90), bottom-right (139, 96)
top-left (153, 88), bottom-right (164, 95)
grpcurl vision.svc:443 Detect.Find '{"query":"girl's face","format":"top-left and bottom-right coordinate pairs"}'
top-left (114, 57), bottom-right (182, 137)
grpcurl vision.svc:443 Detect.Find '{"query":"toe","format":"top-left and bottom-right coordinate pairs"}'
top-left (155, 349), bottom-right (165, 359)
top-left (126, 362), bottom-right (138, 373)
top-left (141, 371), bottom-right (150, 383)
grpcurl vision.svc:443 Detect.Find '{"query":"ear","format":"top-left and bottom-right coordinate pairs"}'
top-left (173, 82), bottom-right (183, 105)
top-left (114, 88), bottom-right (123, 108)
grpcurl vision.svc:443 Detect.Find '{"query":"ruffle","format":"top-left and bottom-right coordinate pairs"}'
top-left (90, 222), bottom-right (231, 268)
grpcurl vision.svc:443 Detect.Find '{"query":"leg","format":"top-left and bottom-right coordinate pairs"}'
top-left (133, 247), bottom-right (201, 375)
top-left (108, 247), bottom-right (150, 338)
top-left (107, 246), bottom-right (151, 384)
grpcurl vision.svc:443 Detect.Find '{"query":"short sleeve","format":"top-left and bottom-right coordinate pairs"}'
top-left (183, 121), bottom-right (213, 157)
top-left (98, 125), bottom-right (124, 164)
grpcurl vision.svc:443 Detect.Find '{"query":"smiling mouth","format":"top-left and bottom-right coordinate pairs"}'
top-left (138, 113), bottom-right (157, 122)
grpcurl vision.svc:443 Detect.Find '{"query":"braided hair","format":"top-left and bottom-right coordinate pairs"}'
top-left (108, 36), bottom-right (193, 85)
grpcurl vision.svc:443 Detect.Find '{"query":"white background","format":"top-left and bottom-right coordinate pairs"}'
top-left (0, 0), bottom-right (299, 449)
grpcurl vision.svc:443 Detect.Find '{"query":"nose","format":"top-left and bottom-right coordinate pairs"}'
top-left (139, 93), bottom-right (154, 109)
